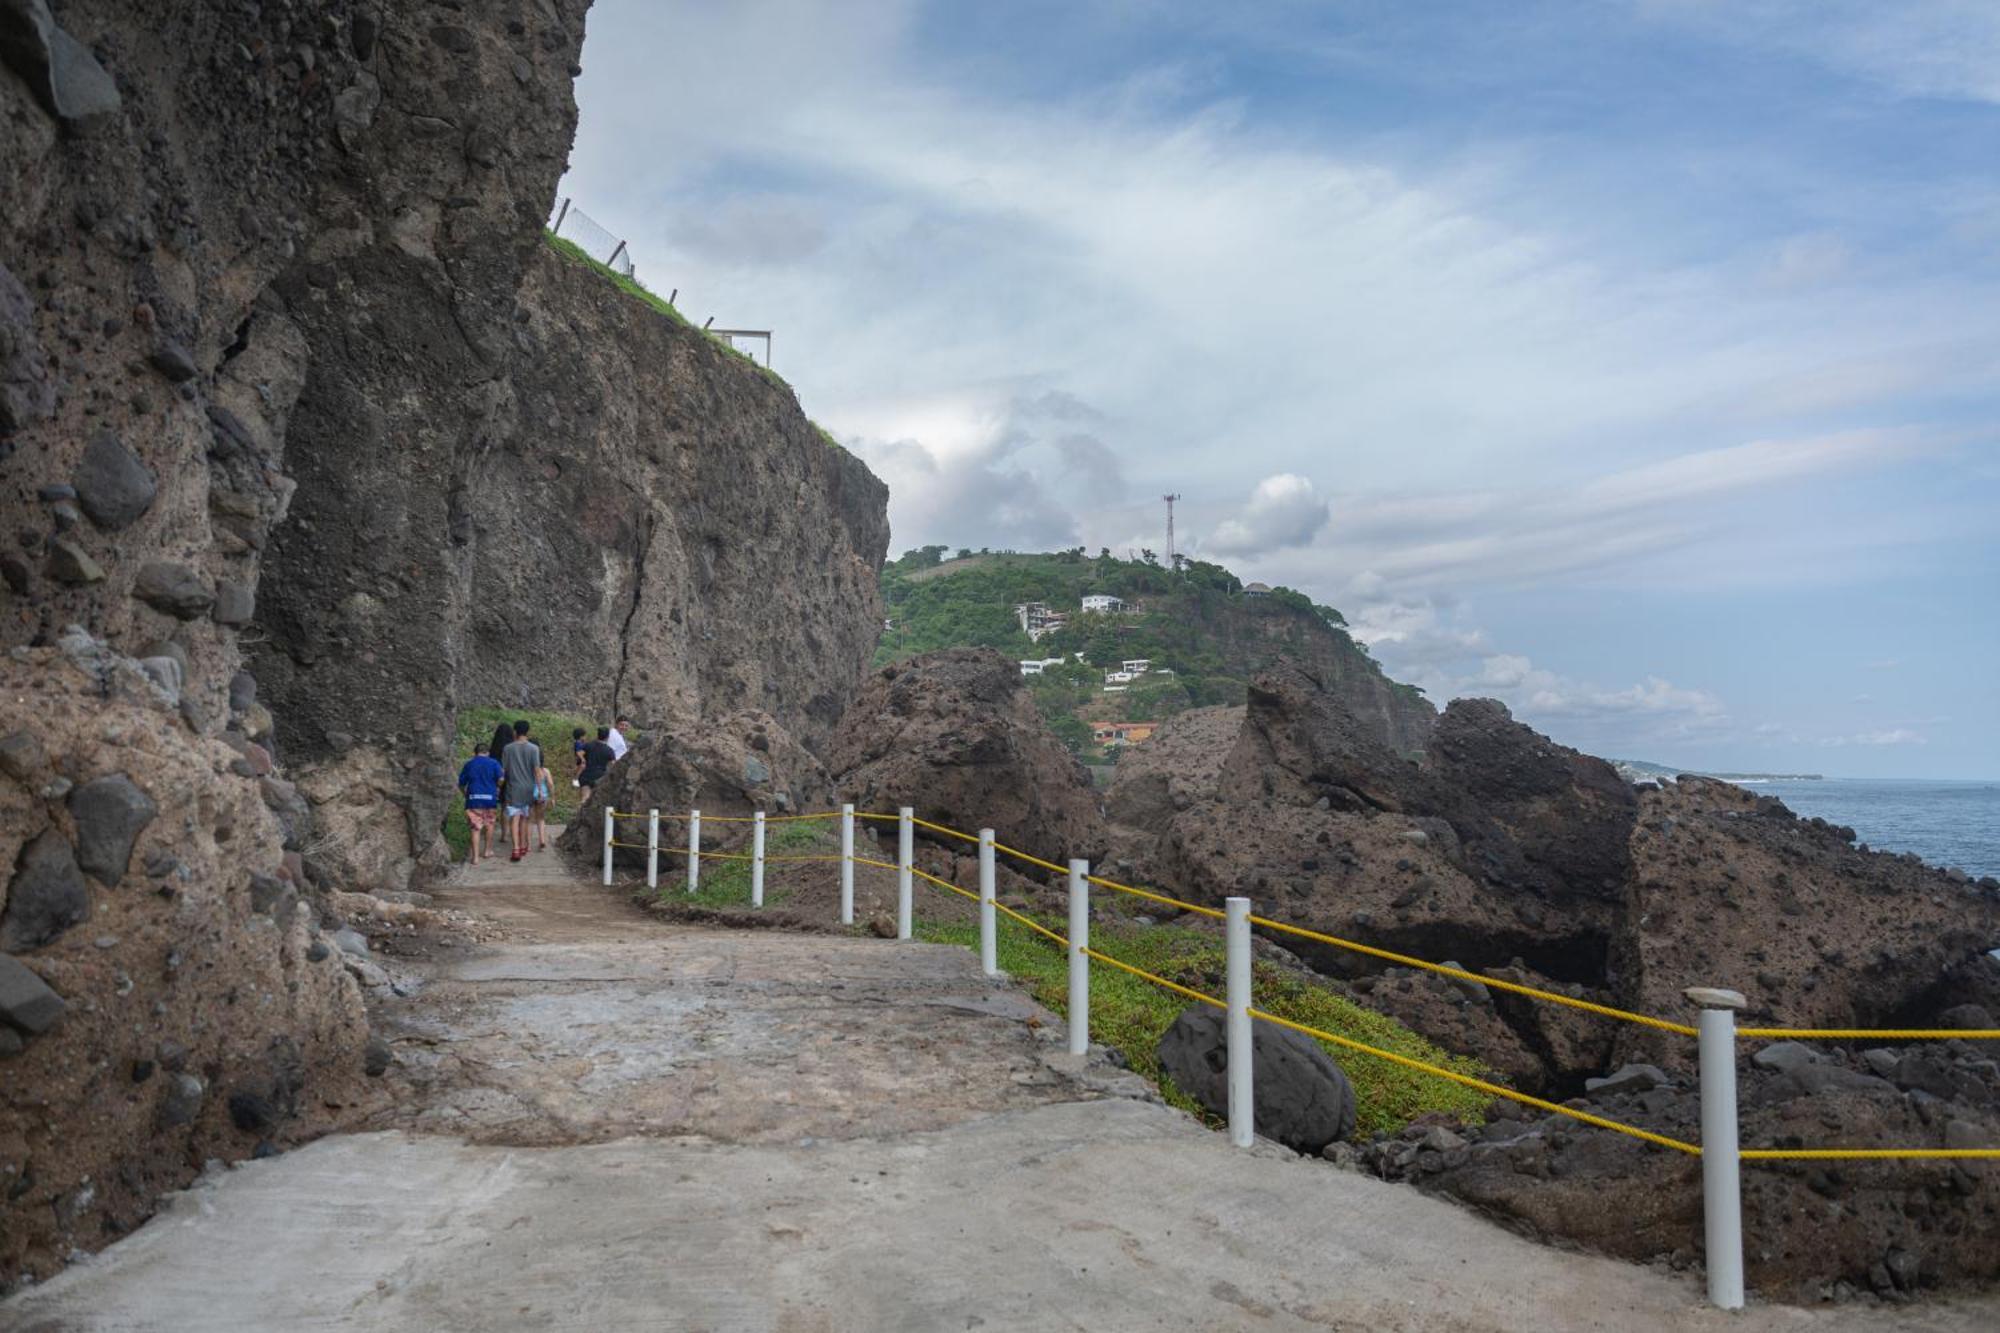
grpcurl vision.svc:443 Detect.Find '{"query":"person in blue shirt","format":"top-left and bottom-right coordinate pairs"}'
top-left (456, 742), bottom-right (504, 866)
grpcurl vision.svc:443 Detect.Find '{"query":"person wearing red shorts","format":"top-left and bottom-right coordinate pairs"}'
top-left (456, 742), bottom-right (504, 866)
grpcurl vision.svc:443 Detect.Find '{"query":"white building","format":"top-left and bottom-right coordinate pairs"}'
top-left (1015, 601), bottom-right (1068, 642)
top-left (1243, 582), bottom-right (1272, 598)
top-left (1102, 685), bottom-right (1129, 694)
top-left (1104, 670), bottom-right (1136, 685)
top-left (1121, 659), bottom-right (1151, 675)
top-left (1019, 658), bottom-right (1067, 676)
top-left (1081, 594), bottom-right (1124, 613)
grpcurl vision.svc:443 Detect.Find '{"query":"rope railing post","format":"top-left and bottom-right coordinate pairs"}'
top-left (751, 810), bottom-right (766, 908)
top-left (979, 829), bottom-right (998, 978)
top-left (1226, 897), bottom-right (1254, 1148)
top-left (646, 809), bottom-right (659, 891)
top-left (1689, 986), bottom-right (1747, 1311)
top-left (1068, 859), bottom-right (1089, 1056)
top-left (839, 804), bottom-right (855, 925)
top-left (602, 807), bottom-right (614, 886)
top-left (687, 808), bottom-right (701, 894)
top-left (897, 807), bottom-right (914, 940)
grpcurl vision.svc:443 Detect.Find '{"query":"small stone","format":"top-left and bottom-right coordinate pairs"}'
top-left (305, 939), bottom-right (330, 963)
top-left (36, 483), bottom-right (75, 502)
top-left (72, 429), bottom-right (156, 530)
top-left (1861, 1048), bottom-right (1901, 1078)
top-left (0, 1027), bottom-right (21, 1057)
top-left (92, 934), bottom-right (116, 949)
top-left (363, 1034), bottom-right (392, 1076)
top-left (133, 562), bottom-right (214, 619)
top-left (68, 773), bottom-right (158, 887)
top-left (248, 873), bottom-right (293, 918)
top-left (865, 915), bottom-right (896, 939)
top-left (148, 340), bottom-right (198, 383)
top-left (2, 830), bottom-right (89, 950)
top-left (45, 537), bottom-right (105, 584)
top-left (1417, 1125), bottom-right (1469, 1152)
top-left (156, 1039), bottom-right (188, 1071)
top-left (1944, 1121), bottom-right (1986, 1151)
top-left (211, 579), bottom-right (255, 626)
top-left (0, 553), bottom-right (30, 593)
top-left (0, 0), bottom-right (123, 123)
top-left (332, 926), bottom-right (370, 957)
top-left (131, 1059), bottom-right (154, 1082)
top-left (1751, 1041), bottom-right (1819, 1075)
top-left (0, 729), bottom-right (46, 784)
top-left (138, 655), bottom-right (182, 706)
top-left (351, 11), bottom-right (380, 60)
top-left (157, 1072), bottom-right (204, 1128)
top-left (0, 951), bottom-right (65, 1034)
top-left (227, 1090), bottom-right (277, 1132)
top-left (1584, 1063), bottom-right (1669, 1098)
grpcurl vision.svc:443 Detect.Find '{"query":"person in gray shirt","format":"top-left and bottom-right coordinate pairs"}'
top-left (500, 720), bottom-right (543, 863)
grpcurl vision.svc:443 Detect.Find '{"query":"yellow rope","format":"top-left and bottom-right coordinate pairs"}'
top-left (910, 815), bottom-right (982, 845)
top-left (990, 840), bottom-right (1071, 877)
top-left (1248, 1007), bottom-right (1701, 1155)
top-left (1082, 947), bottom-right (1227, 1011)
top-left (607, 839), bottom-right (651, 849)
top-left (1087, 874), bottom-right (1225, 920)
top-left (1246, 916), bottom-right (1699, 1038)
top-left (1741, 1028), bottom-right (2000, 1040)
top-left (1742, 1148), bottom-right (2000, 1161)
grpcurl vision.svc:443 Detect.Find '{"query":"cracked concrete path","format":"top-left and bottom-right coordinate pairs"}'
top-left (9, 843), bottom-right (2000, 1330)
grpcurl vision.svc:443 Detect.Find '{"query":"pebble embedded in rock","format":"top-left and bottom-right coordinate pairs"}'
top-left (2, 829), bottom-right (90, 951)
top-left (132, 561), bottom-right (214, 618)
top-left (1750, 1040), bottom-right (1819, 1075)
top-left (332, 926), bottom-right (370, 957)
top-left (68, 773), bottom-right (158, 887)
top-left (148, 340), bottom-right (198, 382)
top-left (363, 1034), bottom-right (392, 1076)
top-left (156, 1072), bottom-right (204, 1128)
top-left (1583, 1063), bottom-right (1668, 1098)
top-left (211, 579), bottom-right (255, 626)
top-left (0, 0), bottom-right (122, 123)
top-left (0, 951), bottom-right (66, 1034)
top-left (0, 729), bottom-right (46, 785)
top-left (72, 428), bottom-right (157, 530)
top-left (45, 537), bottom-right (105, 584)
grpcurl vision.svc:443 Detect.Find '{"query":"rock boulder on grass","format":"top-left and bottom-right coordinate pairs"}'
top-left (1156, 1003), bottom-right (1356, 1152)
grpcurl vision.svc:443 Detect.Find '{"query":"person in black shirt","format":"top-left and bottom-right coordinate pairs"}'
top-left (577, 726), bottom-right (616, 801)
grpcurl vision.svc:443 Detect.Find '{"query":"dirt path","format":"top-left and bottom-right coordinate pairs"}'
top-left (9, 840), bottom-right (1999, 1330)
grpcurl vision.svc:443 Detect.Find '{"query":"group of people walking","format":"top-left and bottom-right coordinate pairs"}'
top-left (454, 716), bottom-right (632, 865)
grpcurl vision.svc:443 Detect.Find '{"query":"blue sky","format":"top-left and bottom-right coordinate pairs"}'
top-left (560, 0), bottom-right (1999, 777)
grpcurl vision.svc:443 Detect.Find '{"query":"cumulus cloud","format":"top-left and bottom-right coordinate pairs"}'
top-left (1207, 474), bottom-right (1331, 557)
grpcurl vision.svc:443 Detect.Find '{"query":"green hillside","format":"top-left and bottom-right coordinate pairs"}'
top-left (877, 546), bottom-right (1424, 757)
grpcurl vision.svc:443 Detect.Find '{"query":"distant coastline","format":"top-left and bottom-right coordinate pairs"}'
top-left (1611, 758), bottom-right (1822, 783)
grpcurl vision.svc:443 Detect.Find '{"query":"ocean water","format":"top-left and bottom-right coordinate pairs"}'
top-left (1732, 778), bottom-right (2000, 881)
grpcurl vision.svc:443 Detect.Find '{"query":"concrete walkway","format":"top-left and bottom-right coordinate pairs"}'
top-left (9, 843), bottom-right (1999, 1331)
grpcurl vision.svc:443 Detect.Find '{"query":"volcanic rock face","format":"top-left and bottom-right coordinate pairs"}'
top-left (825, 648), bottom-right (1106, 861)
top-left (0, 0), bottom-right (602, 1282)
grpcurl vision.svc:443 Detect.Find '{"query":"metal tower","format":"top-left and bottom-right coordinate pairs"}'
top-left (1163, 493), bottom-right (1181, 569)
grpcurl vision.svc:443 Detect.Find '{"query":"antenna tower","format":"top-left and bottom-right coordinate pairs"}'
top-left (1163, 493), bottom-right (1182, 569)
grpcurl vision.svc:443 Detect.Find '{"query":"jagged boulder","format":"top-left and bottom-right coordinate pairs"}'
top-left (825, 648), bottom-right (1105, 862)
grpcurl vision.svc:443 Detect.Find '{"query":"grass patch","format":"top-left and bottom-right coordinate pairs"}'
top-left (650, 818), bottom-right (834, 909)
top-left (914, 914), bottom-right (1490, 1140)
top-left (441, 705), bottom-right (605, 862)
top-left (543, 232), bottom-right (689, 326)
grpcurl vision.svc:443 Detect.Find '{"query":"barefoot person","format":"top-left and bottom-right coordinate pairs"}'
top-left (576, 726), bottom-right (616, 803)
top-left (500, 720), bottom-right (543, 864)
top-left (456, 742), bottom-right (504, 866)
top-left (530, 758), bottom-right (554, 853)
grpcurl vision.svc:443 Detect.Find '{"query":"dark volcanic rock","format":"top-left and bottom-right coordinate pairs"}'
top-left (132, 562), bottom-right (214, 619)
top-left (825, 648), bottom-right (1105, 861)
top-left (1157, 1003), bottom-right (1356, 1152)
top-left (0, 0), bottom-right (122, 123)
top-left (73, 430), bottom-right (157, 530)
top-left (0, 261), bottom-right (55, 432)
top-left (67, 774), bottom-right (157, 886)
top-left (0, 953), bottom-right (64, 1034)
top-left (2, 830), bottom-right (89, 950)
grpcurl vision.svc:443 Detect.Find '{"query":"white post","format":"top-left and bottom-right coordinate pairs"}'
top-left (1068, 859), bottom-right (1089, 1056)
top-left (646, 809), bottom-right (660, 891)
top-left (1226, 897), bottom-right (1254, 1148)
top-left (751, 811), bottom-right (766, 908)
top-left (602, 807), bottom-right (614, 886)
top-left (896, 807), bottom-right (914, 940)
top-left (687, 808), bottom-right (701, 894)
top-left (979, 829), bottom-right (998, 977)
top-left (839, 804), bottom-right (855, 925)
top-left (1688, 986), bottom-right (1747, 1311)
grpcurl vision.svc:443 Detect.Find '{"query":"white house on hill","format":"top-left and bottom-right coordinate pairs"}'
top-left (1081, 594), bottom-right (1124, 613)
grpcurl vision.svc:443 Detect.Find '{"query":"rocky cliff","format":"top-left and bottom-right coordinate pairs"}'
top-left (0, 0), bottom-right (886, 1284)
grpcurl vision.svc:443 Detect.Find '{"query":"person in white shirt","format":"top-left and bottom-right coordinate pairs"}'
top-left (607, 717), bottom-right (630, 762)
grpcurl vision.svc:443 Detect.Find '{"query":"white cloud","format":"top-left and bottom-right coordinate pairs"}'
top-left (1823, 727), bottom-right (1927, 747)
top-left (1208, 473), bottom-right (1331, 556)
